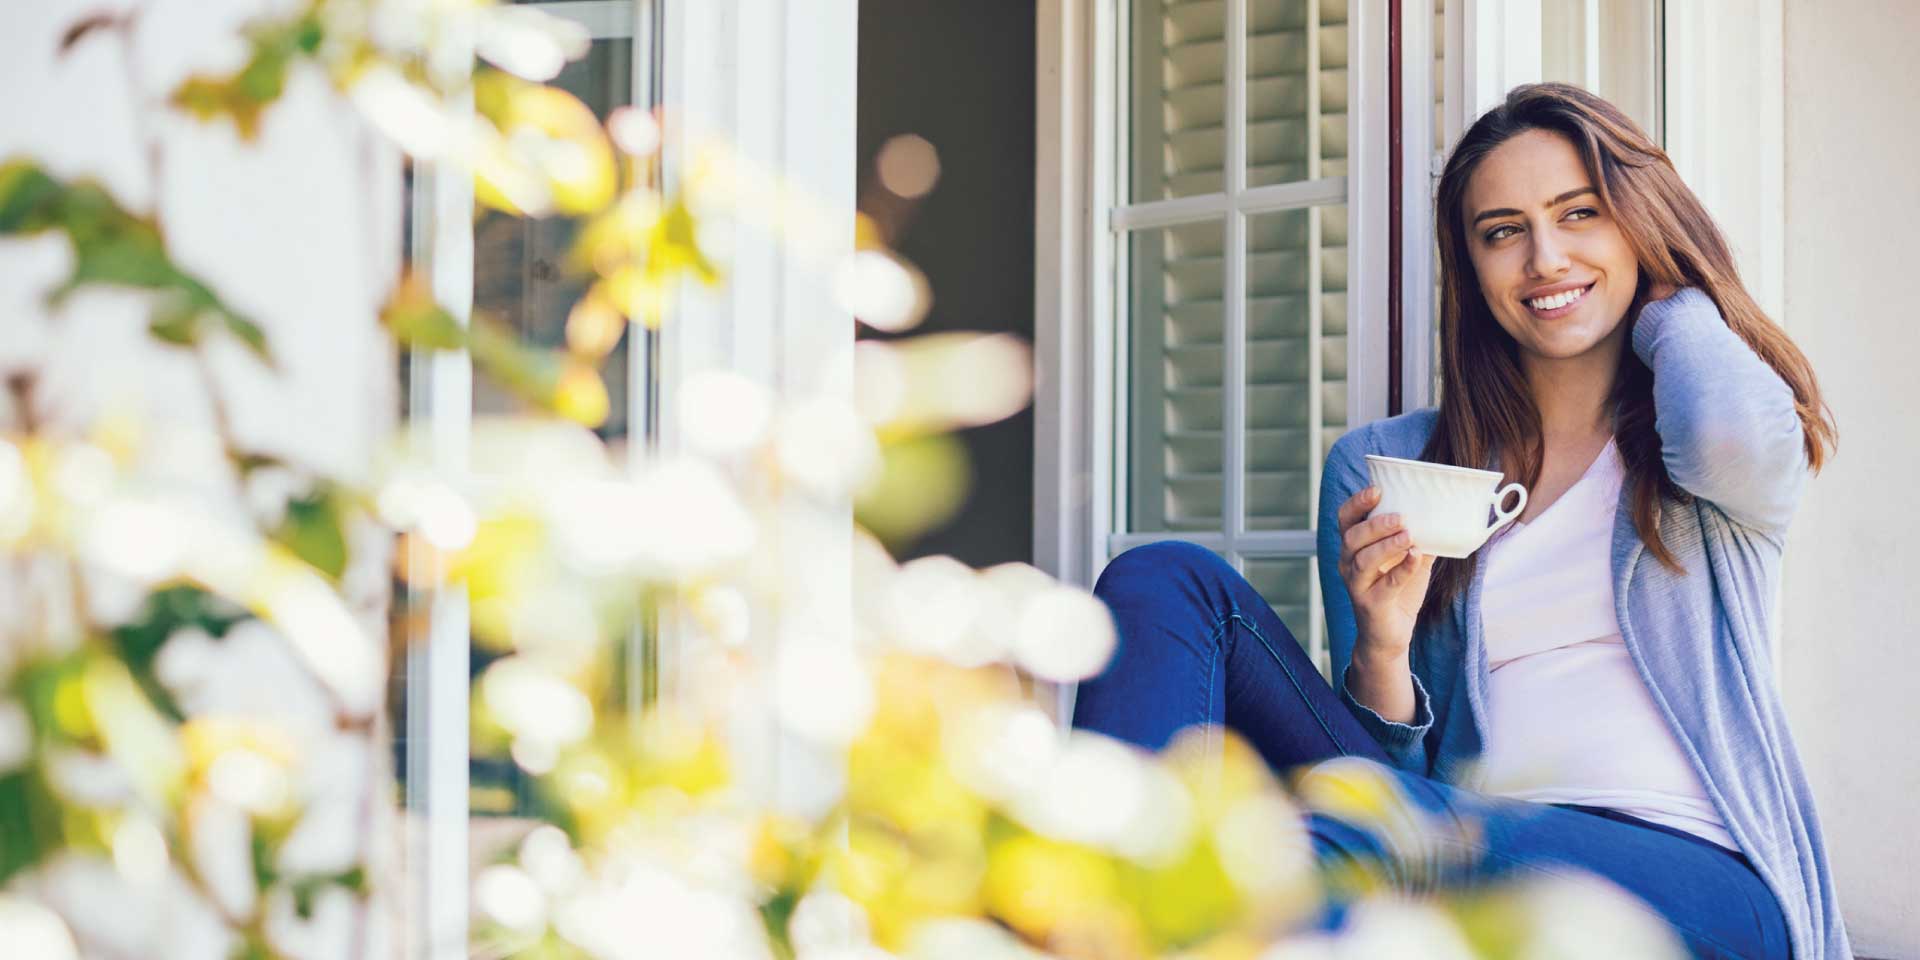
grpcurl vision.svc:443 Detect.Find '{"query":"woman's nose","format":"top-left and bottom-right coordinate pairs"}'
top-left (1527, 230), bottom-right (1572, 278)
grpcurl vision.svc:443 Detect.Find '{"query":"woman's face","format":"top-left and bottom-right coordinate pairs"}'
top-left (1460, 129), bottom-right (1641, 364)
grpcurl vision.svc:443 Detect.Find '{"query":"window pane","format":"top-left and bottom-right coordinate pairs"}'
top-left (473, 37), bottom-right (635, 441)
top-left (1246, 0), bottom-right (1348, 187)
top-left (1242, 556), bottom-right (1318, 665)
top-left (466, 35), bottom-right (633, 814)
top-left (1130, 0), bottom-right (1228, 201)
top-left (1244, 205), bottom-right (1346, 531)
top-left (1539, 0), bottom-right (1662, 139)
top-left (1127, 221), bottom-right (1226, 533)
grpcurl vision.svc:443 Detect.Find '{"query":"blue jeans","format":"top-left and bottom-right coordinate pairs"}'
top-left (1071, 542), bottom-right (1789, 960)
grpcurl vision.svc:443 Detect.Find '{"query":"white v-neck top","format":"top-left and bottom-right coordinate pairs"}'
top-left (1477, 440), bottom-right (1736, 851)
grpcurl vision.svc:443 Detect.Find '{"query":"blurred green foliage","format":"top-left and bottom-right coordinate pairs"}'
top-left (0, 160), bottom-right (269, 363)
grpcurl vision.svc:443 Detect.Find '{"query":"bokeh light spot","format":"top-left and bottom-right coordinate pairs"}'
top-left (876, 134), bottom-right (941, 199)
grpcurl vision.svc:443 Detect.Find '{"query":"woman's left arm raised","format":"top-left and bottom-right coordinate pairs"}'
top-left (1633, 286), bottom-right (1809, 534)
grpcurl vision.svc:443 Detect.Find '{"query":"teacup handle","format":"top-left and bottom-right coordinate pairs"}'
top-left (1486, 482), bottom-right (1528, 536)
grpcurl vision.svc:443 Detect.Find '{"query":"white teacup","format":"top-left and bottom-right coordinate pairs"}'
top-left (1363, 455), bottom-right (1528, 560)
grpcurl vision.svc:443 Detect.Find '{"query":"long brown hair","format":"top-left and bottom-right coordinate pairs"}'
top-left (1421, 82), bottom-right (1834, 619)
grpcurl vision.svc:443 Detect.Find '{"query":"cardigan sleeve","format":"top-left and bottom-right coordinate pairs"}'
top-left (1317, 424), bottom-right (1434, 772)
top-left (1632, 288), bottom-right (1810, 535)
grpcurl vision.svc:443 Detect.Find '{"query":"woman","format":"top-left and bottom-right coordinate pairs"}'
top-left (1072, 83), bottom-right (1847, 959)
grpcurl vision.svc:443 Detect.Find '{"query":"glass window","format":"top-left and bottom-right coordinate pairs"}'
top-left (1127, 220), bottom-right (1226, 533)
top-left (1539, 0), bottom-right (1663, 140)
top-left (473, 37), bottom-right (636, 440)
top-left (1244, 205), bottom-right (1344, 534)
top-left (395, 2), bottom-right (655, 821)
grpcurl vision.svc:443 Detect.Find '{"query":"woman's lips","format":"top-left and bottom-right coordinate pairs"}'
top-left (1524, 282), bottom-right (1594, 319)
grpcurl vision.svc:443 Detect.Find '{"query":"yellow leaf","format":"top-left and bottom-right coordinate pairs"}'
top-left (982, 834), bottom-right (1120, 942)
top-left (553, 362), bottom-right (610, 427)
top-left (570, 192), bottom-right (663, 276)
top-left (565, 292), bottom-right (626, 359)
top-left (476, 71), bottom-right (616, 216)
top-left (1128, 841), bottom-right (1241, 947)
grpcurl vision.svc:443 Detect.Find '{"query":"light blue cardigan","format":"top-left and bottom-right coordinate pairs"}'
top-left (1313, 289), bottom-right (1849, 958)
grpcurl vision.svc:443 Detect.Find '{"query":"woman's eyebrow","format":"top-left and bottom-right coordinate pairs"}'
top-left (1470, 186), bottom-right (1599, 225)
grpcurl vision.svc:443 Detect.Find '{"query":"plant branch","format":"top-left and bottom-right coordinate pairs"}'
top-left (190, 347), bottom-right (246, 477)
top-left (107, 2), bottom-right (166, 201)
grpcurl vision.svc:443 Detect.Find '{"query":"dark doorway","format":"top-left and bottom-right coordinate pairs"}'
top-left (857, 0), bottom-right (1037, 566)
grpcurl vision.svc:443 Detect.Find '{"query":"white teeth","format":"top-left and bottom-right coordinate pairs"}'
top-left (1527, 285), bottom-right (1587, 311)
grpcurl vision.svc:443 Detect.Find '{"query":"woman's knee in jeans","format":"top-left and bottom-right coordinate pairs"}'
top-left (1295, 757), bottom-right (1433, 833)
top-left (1094, 540), bottom-right (1235, 601)
top-left (1296, 755), bottom-right (1396, 794)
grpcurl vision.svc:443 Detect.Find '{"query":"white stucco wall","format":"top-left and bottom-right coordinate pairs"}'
top-left (0, 0), bottom-right (399, 483)
top-left (1664, 0), bottom-right (1787, 318)
top-left (0, 2), bottom-right (399, 957)
top-left (1660, 4), bottom-right (1918, 953)
top-left (1778, 2), bottom-right (1920, 957)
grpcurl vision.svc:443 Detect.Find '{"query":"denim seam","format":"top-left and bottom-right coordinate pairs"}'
top-left (1203, 616), bottom-right (1233, 732)
top-left (1205, 624), bottom-right (1221, 731)
top-left (1230, 612), bottom-right (1355, 755)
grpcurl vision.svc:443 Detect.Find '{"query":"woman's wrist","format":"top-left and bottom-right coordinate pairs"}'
top-left (1350, 642), bottom-right (1409, 678)
top-left (1347, 642), bottom-right (1417, 725)
top-left (1351, 625), bottom-right (1411, 665)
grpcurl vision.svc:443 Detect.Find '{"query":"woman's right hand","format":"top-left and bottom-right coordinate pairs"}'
top-left (1335, 487), bottom-right (1437, 659)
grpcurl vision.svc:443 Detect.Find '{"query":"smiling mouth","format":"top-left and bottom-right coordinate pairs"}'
top-left (1525, 282), bottom-right (1594, 315)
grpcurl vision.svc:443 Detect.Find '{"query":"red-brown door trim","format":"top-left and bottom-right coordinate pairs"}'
top-left (1386, 0), bottom-right (1404, 416)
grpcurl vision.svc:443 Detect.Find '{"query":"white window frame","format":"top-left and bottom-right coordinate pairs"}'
top-left (402, 0), bottom-right (863, 950)
top-left (405, 9), bottom-right (659, 957)
top-left (660, 0), bottom-right (858, 818)
top-left (1034, 0), bottom-right (1405, 585)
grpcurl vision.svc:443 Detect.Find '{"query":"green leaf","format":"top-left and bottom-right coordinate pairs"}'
top-left (286, 866), bottom-right (366, 920)
top-left (383, 274), bottom-right (596, 420)
top-left (0, 159), bottom-right (61, 232)
top-left (293, 878), bottom-right (318, 919)
top-left (222, 313), bottom-right (272, 363)
top-left (110, 586), bottom-right (252, 723)
top-left (469, 320), bottom-right (562, 405)
top-left (172, 77), bottom-right (268, 139)
top-left (0, 769), bottom-right (64, 887)
top-left (171, 11), bottom-right (328, 141)
top-left (55, 186), bottom-right (180, 290)
top-left (759, 887), bottom-right (802, 960)
top-left (381, 277), bottom-right (467, 351)
top-left (251, 821), bottom-right (280, 893)
top-left (855, 434), bottom-right (969, 548)
top-left (293, 18), bottom-right (324, 55)
top-left (17, 654), bottom-right (94, 744)
top-left (272, 489), bottom-right (349, 580)
top-left (230, 935), bottom-right (275, 960)
top-left (235, 44), bottom-right (292, 104)
top-left (0, 161), bottom-right (273, 364)
top-left (145, 296), bottom-right (270, 366)
top-left (147, 306), bottom-right (202, 347)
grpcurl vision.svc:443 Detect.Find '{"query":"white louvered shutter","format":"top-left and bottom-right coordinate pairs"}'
top-left (1121, 0), bottom-right (1352, 657)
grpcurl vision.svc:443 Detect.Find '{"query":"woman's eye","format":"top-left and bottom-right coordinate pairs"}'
top-left (1484, 225), bottom-right (1518, 242)
top-left (1565, 207), bottom-right (1598, 221)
